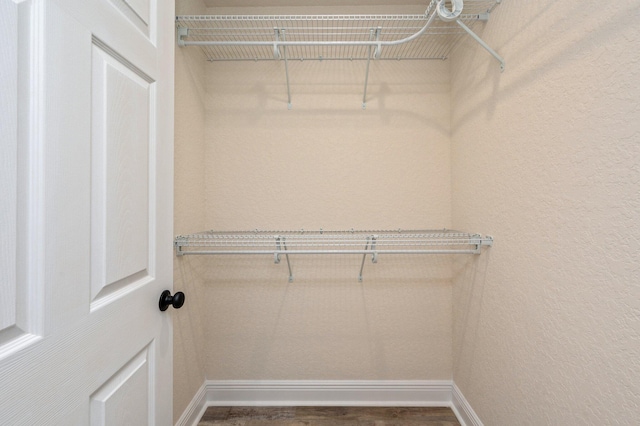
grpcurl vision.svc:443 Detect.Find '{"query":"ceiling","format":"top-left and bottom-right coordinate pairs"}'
top-left (203, 0), bottom-right (427, 7)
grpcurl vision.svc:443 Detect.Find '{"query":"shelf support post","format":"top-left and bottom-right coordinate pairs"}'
top-left (281, 29), bottom-right (293, 109)
top-left (274, 236), bottom-right (294, 281)
top-left (371, 235), bottom-right (378, 263)
top-left (358, 236), bottom-right (371, 282)
top-left (456, 19), bottom-right (505, 72)
top-left (362, 27), bottom-right (381, 110)
top-left (282, 237), bottom-right (294, 282)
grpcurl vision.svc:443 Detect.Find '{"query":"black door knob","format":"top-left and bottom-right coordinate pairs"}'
top-left (159, 290), bottom-right (185, 311)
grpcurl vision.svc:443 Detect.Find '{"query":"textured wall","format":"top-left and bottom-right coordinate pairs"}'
top-left (451, 0), bottom-right (640, 424)
top-left (200, 24), bottom-right (454, 379)
top-left (204, 59), bottom-right (451, 231)
top-left (174, 0), bottom-right (208, 422)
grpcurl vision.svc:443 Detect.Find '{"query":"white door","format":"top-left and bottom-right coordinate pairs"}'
top-left (0, 0), bottom-right (174, 424)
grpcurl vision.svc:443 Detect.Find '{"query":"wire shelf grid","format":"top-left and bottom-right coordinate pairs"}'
top-left (175, 229), bottom-right (493, 281)
top-left (175, 229), bottom-right (493, 254)
top-left (176, 0), bottom-right (500, 61)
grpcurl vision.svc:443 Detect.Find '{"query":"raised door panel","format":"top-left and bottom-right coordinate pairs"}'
top-left (91, 42), bottom-right (155, 310)
top-left (0, 0), bottom-right (44, 357)
top-left (91, 344), bottom-right (154, 426)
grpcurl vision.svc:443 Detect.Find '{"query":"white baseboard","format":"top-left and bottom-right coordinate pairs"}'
top-left (205, 380), bottom-right (452, 407)
top-left (451, 382), bottom-right (483, 426)
top-left (176, 380), bottom-right (481, 426)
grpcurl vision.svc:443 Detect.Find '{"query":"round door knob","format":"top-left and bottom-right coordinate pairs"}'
top-left (159, 290), bottom-right (185, 311)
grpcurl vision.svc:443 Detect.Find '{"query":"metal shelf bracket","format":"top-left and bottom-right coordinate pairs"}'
top-left (275, 236), bottom-right (294, 281)
top-left (456, 19), bottom-right (505, 71)
top-left (362, 27), bottom-right (381, 110)
top-left (177, 26), bottom-right (188, 47)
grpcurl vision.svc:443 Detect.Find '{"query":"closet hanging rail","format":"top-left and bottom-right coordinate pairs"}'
top-left (174, 229), bottom-right (493, 282)
top-left (176, 0), bottom-right (504, 108)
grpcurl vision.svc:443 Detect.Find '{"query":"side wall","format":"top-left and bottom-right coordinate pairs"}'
top-left (200, 5), bottom-right (454, 382)
top-left (451, 0), bottom-right (640, 424)
top-left (174, 0), bottom-right (208, 422)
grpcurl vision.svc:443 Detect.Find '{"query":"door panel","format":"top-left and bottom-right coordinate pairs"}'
top-left (0, 0), bottom-right (174, 423)
top-left (90, 343), bottom-right (154, 426)
top-left (91, 42), bottom-right (154, 309)
top-left (0, 0), bottom-right (44, 359)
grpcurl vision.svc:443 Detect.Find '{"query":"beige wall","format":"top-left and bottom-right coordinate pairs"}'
top-left (451, 0), bottom-right (640, 424)
top-left (200, 6), bottom-right (454, 378)
top-left (204, 59), bottom-right (451, 231)
top-left (174, 0), bottom-right (208, 422)
top-left (201, 60), bottom-right (454, 380)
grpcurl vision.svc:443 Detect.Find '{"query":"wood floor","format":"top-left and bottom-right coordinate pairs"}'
top-left (198, 406), bottom-right (461, 425)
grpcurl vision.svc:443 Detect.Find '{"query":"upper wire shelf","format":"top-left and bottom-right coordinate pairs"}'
top-left (176, 0), bottom-right (501, 62)
top-left (175, 229), bottom-right (493, 282)
top-left (177, 0), bottom-right (504, 108)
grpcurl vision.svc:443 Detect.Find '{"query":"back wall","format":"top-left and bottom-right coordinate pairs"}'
top-left (200, 54), bottom-right (454, 380)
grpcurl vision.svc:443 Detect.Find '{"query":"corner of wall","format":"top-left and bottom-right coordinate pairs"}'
top-left (174, 0), bottom-right (209, 424)
top-left (451, 382), bottom-right (484, 426)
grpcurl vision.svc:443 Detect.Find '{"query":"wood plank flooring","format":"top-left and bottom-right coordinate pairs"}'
top-left (198, 406), bottom-right (461, 425)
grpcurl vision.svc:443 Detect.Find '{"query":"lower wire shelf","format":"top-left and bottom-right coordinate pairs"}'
top-left (174, 229), bottom-right (493, 282)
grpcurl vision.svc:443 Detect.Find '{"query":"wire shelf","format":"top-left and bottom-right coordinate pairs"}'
top-left (176, 1), bottom-right (503, 108)
top-left (175, 229), bottom-right (493, 281)
top-left (175, 229), bottom-right (492, 253)
top-left (176, 0), bottom-right (501, 61)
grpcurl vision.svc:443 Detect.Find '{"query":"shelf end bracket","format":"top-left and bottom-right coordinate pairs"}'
top-left (173, 236), bottom-right (187, 256)
top-left (472, 235), bottom-right (494, 254)
top-left (456, 19), bottom-right (505, 72)
top-left (177, 27), bottom-right (188, 47)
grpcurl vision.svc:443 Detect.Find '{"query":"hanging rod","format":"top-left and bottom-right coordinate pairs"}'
top-left (174, 229), bottom-right (493, 282)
